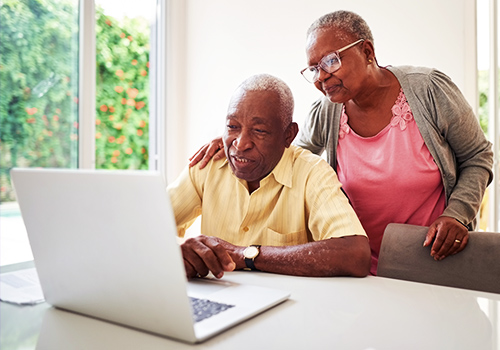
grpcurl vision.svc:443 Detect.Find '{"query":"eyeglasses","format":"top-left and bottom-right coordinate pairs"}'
top-left (300, 39), bottom-right (365, 84)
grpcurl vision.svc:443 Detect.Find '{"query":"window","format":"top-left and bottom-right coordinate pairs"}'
top-left (477, 0), bottom-right (500, 232)
top-left (95, 1), bottom-right (154, 170)
top-left (0, 0), bottom-right (163, 266)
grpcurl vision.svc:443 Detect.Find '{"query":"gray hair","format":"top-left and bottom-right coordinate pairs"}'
top-left (307, 10), bottom-right (374, 43)
top-left (234, 74), bottom-right (294, 128)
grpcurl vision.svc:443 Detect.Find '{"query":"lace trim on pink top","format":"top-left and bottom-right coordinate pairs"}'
top-left (339, 89), bottom-right (413, 139)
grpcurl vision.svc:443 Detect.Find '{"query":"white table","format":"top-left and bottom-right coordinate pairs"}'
top-left (1, 261), bottom-right (499, 350)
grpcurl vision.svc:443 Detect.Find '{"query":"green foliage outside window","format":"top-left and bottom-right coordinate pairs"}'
top-left (0, 0), bottom-right (79, 202)
top-left (478, 70), bottom-right (489, 134)
top-left (95, 8), bottom-right (150, 170)
top-left (0, 1), bottom-right (150, 202)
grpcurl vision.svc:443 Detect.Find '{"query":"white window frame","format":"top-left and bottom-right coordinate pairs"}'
top-left (79, 0), bottom-right (96, 170)
top-left (483, 0), bottom-right (500, 232)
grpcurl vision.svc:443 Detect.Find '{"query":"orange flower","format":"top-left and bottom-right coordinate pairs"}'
top-left (114, 123), bottom-right (122, 130)
top-left (138, 120), bottom-right (146, 128)
top-left (136, 101), bottom-right (146, 110)
top-left (96, 132), bottom-right (102, 139)
top-left (120, 32), bottom-right (126, 38)
top-left (116, 69), bottom-right (124, 77)
top-left (140, 70), bottom-right (147, 77)
top-left (109, 115), bottom-right (114, 121)
top-left (99, 105), bottom-right (108, 112)
top-left (108, 136), bottom-right (116, 143)
top-left (26, 107), bottom-right (38, 115)
top-left (26, 118), bottom-right (36, 124)
top-left (126, 88), bottom-right (139, 99)
top-left (109, 106), bottom-right (115, 113)
top-left (46, 131), bottom-right (53, 137)
top-left (121, 98), bottom-right (127, 105)
top-left (96, 119), bottom-right (101, 125)
top-left (116, 136), bottom-right (124, 144)
top-left (127, 35), bottom-right (133, 41)
top-left (111, 156), bottom-right (118, 163)
top-left (141, 147), bottom-right (146, 154)
top-left (131, 59), bottom-right (138, 66)
top-left (105, 19), bottom-right (112, 26)
top-left (125, 148), bottom-right (133, 155)
top-left (112, 150), bottom-right (120, 157)
top-left (114, 86), bottom-right (123, 93)
top-left (53, 115), bottom-right (59, 121)
top-left (146, 62), bottom-right (150, 68)
top-left (137, 129), bottom-right (143, 136)
top-left (127, 99), bottom-right (135, 106)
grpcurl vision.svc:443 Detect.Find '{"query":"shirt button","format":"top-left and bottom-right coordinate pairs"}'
top-left (243, 227), bottom-right (249, 232)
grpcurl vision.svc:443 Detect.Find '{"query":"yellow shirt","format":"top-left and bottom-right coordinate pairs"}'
top-left (167, 145), bottom-right (366, 246)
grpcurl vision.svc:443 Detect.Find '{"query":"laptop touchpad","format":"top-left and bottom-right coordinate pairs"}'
top-left (187, 277), bottom-right (237, 297)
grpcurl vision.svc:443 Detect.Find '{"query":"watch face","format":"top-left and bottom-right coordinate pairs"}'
top-left (244, 246), bottom-right (259, 259)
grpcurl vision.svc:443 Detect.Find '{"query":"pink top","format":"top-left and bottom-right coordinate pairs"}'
top-left (337, 89), bottom-right (445, 275)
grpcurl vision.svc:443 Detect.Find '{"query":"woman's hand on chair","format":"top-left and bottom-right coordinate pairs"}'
top-left (423, 216), bottom-right (468, 261)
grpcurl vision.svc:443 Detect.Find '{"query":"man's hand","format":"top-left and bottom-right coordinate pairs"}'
top-left (423, 216), bottom-right (469, 261)
top-left (181, 235), bottom-right (239, 279)
top-left (188, 137), bottom-right (226, 169)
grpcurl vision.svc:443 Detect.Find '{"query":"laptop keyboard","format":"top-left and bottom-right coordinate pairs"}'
top-left (189, 297), bottom-right (235, 323)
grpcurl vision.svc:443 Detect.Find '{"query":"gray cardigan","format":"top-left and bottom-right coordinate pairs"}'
top-left (295, 65), bottom-right (494, 229)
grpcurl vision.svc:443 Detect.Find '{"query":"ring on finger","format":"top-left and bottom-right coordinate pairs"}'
top-left (454, 239), bottom-right (461, 244)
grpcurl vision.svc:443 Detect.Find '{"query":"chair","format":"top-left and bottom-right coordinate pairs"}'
top-left (377, 223), bottom-right (500, 294)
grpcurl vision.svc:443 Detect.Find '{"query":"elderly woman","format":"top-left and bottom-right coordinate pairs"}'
top-left (190, 11), bottom-right (494, 275)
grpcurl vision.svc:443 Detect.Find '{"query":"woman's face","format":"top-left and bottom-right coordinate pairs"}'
top-left (305, 27), bottom-right (369, 103)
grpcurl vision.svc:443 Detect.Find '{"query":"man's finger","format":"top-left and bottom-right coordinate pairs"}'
top-left (208, 239), bottom-right (236, 272)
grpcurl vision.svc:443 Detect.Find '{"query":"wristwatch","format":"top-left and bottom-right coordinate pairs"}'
top-left (243, 245), bottom-right (261, 271)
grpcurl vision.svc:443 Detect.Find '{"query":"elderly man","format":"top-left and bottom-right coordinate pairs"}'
top-left (167, 74), bottom-right (370, 279)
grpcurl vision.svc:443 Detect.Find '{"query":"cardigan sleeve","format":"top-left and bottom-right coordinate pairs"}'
top-left (293, 98), bottom-right (328, 156)
top-left (406, 67), bottom-right (494, 226)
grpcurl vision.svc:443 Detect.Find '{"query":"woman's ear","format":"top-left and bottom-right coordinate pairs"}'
top-left (362, 40), bottom-right (376, 62)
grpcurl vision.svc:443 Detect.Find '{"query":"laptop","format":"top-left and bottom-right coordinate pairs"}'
top-left (10, 168), bottom-right (290, 343)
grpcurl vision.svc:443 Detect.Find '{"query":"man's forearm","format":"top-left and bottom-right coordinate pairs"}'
top-left (234, 236), bottom-right (371, 277)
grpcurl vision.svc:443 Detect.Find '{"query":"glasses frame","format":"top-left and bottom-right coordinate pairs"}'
top-left (300, 39), bottom-right (365, 83)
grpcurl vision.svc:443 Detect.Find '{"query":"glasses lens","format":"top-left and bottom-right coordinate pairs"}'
top-left (301, 67), bottom-right (318, 83)
top-left (320, 52), bottom-right (341, 74)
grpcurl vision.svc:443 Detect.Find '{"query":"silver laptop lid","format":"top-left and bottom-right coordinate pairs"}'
top-left (11, 168), bottom-right (197, 342)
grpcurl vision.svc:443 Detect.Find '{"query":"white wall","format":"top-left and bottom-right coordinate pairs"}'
top-left (165, 0), bottom-right (476, 183)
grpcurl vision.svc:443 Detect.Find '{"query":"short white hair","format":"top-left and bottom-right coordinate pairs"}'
top-left (307, 10), bottom-right (374, 43)
top-left (234, 74), bottom-right (294, 128)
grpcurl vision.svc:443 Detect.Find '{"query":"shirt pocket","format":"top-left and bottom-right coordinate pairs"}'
top-left (265, 227), bottom-right (309, 246)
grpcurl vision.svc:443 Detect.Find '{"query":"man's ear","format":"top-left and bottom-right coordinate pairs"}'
top-left (284, 122), bottom-right (299, 147)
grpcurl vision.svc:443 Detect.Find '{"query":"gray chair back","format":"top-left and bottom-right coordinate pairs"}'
top-left (377, 223), bottom-right (500, 294)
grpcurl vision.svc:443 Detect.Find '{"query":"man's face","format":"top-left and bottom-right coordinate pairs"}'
top-left (223, 90), bottom-right (291, 191)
